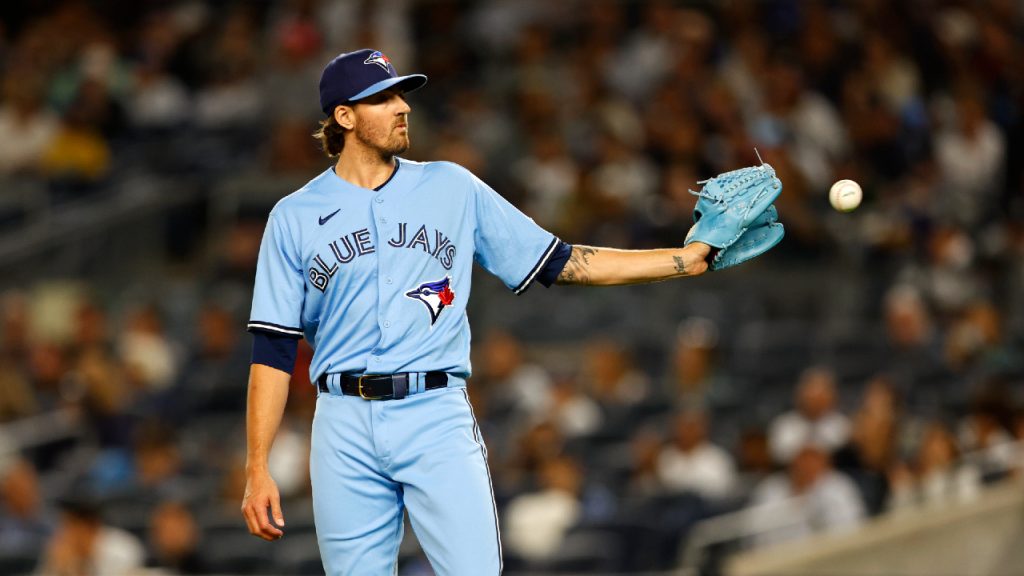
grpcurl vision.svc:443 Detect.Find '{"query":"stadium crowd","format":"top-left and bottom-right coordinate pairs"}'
top-left (0, 0), bottom-right (1022, 574)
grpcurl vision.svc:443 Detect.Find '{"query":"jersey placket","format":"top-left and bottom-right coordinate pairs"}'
top-left (368, 188), bottom-right (391, 372)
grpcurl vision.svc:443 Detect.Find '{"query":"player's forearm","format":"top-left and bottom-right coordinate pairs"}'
top-left (245, 363), bottom-right (292, 473)
top-left (555, 243), bottom-right (711, 286)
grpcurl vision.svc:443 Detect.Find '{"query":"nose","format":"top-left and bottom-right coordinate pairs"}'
top-left (393, 94), bottom-right (411, 115)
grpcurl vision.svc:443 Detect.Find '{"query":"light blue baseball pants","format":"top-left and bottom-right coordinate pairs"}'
top-left (309, 379), bottom-right (502, 575)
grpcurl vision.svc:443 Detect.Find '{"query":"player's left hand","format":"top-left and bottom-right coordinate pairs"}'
top-left (241, 468), bottom-right (286, 541)
top-left (678, 242), bottom-right (711, 276)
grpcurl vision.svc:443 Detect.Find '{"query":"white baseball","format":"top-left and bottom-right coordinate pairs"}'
top-left (829, 179), bottom-right (862, 212)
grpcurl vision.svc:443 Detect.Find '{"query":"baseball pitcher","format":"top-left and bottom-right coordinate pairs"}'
top-left (241, 49), bottom-right (783, 575)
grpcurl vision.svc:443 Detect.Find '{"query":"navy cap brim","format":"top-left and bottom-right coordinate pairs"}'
top-left (348, 74), bottom-right (428, 103)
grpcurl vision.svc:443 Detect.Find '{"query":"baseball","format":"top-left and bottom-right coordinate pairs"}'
top-left (829, 179), bottom-right (862, 212)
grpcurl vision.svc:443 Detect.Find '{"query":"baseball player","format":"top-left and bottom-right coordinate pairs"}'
top-left (241, 49), bottom-right (783, 575)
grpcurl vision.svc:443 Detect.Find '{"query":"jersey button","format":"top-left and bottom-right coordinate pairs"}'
top-left (385, 277), bottom-right (393, 285)
top-left (384, 321), bottom-right (391, 328)
top-left (379, 217), bottom-right (387, 224)
top-left (375, 197), bottom-right (384, 204)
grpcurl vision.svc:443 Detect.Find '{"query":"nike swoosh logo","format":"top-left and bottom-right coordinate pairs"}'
top-left (319, 209), bottom-right (340, 225)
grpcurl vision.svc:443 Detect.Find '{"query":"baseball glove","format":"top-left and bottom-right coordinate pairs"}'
top-left (709, 205), bottom-right (784, 270)
top-left (683, 162), bottom-right (784, 270)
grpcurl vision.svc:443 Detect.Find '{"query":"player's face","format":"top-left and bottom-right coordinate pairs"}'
top-left (352, 89), bottom-right (411, 158)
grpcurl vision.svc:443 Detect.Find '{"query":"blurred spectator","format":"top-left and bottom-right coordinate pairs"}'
top-left (753, 56), bottom-right (849, 191)
top-left (38, 85), bottom-right (112, 182)
top-left (0, 70), bottom-right (57, 175)
top-left (626, 427), bottom-right (664, 498)
top-left (0, 293), bottom-right (37, 421)
top-left (749, 445), bottom-right (865, 548)
top-left (734, 428), bottom-right (775, 496)
top-left (503, 456), bottom-right (583, 562)
top-left (118, 305), bottom-right (180, 395)
top-left (667, 317), bottom-right (735, 411)
top-left (38, 496), bottom-right (145, 576)
top-left (958, 384), bottom-right (1017, 480)
top-left (882, 285), bottom-right (945, 394)
top-left (833, 377), bottom-right (900, 515)
top-left (178, 303), bottom-right (250, 415)
top-left (768, 366), bottom-right (850, 464)
top-left (0, 458), bottom-right (54, 556)
top-left (943, 300), bottom-right (1010, 375)
top-left (581, 338), bottom-right (650, 409)
top-left (0, 367), bottom-right (36, 423)
top-left (547, 375), bottom-right (603, 439)
top-left (888, 422), bottom-right (981, 511)
top-left (262, 0), bottom-right (323, 122)
top-left (146, 500), bottom-right (207, 573)
top-left (193, 7), bottom-right (264, 128)
top-left (73, 345), bottom-right (134, 448)
top-left (935, 89), bottom-right (1005, 229)
top-left (268, 118), bottom-right (324, 174)
top-left (131, 423), bottom-right (187, 494)
top-left (511, 130), bottom-right (579, 231)
top-left (501, 420), bottom-right (564, 493)
top-left (475, 330), bottom-right (553, 426)
top-left (604, 0), bottom-right (678, 103)
top-left (128, 15), bottom-right (191, 129)
top-left (656, 409), bottom-right (736, 501)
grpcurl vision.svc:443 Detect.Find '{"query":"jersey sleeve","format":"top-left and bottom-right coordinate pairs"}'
top-left (470, 172), bottom-right (559, 294)
top-left (247, 212), bottom-right (305, 338)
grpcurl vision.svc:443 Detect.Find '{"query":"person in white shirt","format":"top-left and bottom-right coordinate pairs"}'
top-left (37, 497), bottom-right (145, 576)
top-left (769, 366), bottom-right (850, 464)
top-left (656, 409), bottom-right (737, 500)
top-left (504, 456), bottom-right (583, 561)
top-left (749, 444), bottom-right (866, 548)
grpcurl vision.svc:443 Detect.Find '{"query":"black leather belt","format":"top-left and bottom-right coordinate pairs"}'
top-left (317, 372), bottom-right (448, 400)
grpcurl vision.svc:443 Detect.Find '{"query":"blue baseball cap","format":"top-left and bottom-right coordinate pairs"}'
top-left (319, 49), bottom-right (428, 115)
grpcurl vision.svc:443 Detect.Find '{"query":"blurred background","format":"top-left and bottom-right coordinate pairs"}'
top-left (0, 0), bottom-right (1022, 575)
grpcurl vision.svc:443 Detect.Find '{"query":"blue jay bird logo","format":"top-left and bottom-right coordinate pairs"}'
top-left (405, 276), bottom-right (455, 326)
top-left (364, 51), bottom-right (392, 72)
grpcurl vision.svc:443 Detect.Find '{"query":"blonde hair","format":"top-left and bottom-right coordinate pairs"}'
top-left (313, 114), bottom-right (347, 157)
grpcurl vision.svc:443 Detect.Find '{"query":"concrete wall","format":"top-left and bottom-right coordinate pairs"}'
top-left (728, 482), bottom-right (1024, 576)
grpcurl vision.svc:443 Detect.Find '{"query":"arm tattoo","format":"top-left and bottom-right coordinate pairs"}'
top-left (557, 245), bottom-right (599, 285)
top-left (673, 255), bottom-right (687, 274)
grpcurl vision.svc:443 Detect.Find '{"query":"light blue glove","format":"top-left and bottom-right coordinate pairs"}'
top-left (684, 162), bottom-right (784, 270)
top-left (709, 205), bottom-right (784, 270)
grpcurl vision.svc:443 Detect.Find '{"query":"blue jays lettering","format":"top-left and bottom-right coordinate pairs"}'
top-left (308, 223), bottom-right (457, 292)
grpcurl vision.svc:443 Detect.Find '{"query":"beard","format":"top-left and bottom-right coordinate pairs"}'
top-left (354, 120), bottom-right (410, 159)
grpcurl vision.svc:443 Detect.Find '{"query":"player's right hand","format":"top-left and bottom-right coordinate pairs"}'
top-left (241, 468), bottom-right (286, 540)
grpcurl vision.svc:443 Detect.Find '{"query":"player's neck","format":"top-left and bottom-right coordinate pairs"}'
top-left (334, 146), bottom-right (397, 191)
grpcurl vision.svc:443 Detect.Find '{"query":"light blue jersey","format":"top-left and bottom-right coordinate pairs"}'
top-left (248, 158), bottom-right (559, 382)
top-left (250, 158), bottom-right (560, 575)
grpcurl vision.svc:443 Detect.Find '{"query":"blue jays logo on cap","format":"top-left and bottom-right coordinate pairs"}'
top-left (319, 48), bottom-right (428, 115)
top-left (406, 276), bottom-right (455, 326)
top-left (364, 51), bottom-right (392, 72)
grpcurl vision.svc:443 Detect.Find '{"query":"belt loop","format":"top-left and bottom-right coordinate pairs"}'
top-left (411, 372), bottom-right (422, 395)
top-left (392, 374), bottom-right (408, 400)
top-left (329, 373), bottom-right (341, 396)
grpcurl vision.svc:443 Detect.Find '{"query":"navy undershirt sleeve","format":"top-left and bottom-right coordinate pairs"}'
top-left (251, 331), bottom-right (300, 374)
top-left (536, 241), bottom-right (572, 288)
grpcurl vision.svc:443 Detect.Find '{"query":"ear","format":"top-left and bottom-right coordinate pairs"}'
top-left (334, 105), bottom-right (355, 130)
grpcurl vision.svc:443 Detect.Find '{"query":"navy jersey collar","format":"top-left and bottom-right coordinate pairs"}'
top-left (374, 158), bottom-right (400, 191)
top-left (327, 157), bottom-right (401, 193)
